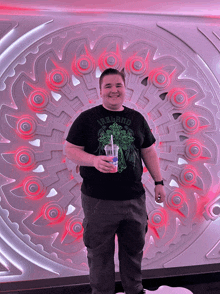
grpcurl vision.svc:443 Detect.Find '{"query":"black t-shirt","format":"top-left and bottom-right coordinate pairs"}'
top-left (66, 105), bottom-right (156, 200)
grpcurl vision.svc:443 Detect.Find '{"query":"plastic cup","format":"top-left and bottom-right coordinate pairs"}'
top-left (104, 144), bottom-right (119, 173)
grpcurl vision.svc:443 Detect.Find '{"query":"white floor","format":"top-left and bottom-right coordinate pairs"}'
top-left (117, 285), bottom-right (193, 293)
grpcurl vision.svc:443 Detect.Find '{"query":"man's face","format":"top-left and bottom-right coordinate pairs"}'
top-left (100, 74), bottom-right (125, 111)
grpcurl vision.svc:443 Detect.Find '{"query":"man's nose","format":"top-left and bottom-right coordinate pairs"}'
top-left (111, 86), bottom-right (118, 92)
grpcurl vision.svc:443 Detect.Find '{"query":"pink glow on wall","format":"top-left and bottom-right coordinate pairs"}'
top-left (0, 5), bottom-right (220, 289)
top-left (1, 0), bottom-right (220, 17)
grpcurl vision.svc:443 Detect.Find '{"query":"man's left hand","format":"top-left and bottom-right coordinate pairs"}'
top-left (155, 185), bottom-right (166, 203)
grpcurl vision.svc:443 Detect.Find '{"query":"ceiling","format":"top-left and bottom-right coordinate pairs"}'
top-left (0, 0), bottom-right (220, 17)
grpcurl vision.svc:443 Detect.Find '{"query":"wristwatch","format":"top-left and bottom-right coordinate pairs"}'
top-left (155, 180), bottom-right (164, 186)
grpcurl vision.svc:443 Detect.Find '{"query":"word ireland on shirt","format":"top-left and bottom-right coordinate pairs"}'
top-left (97, 116), bottom-right (131, 126)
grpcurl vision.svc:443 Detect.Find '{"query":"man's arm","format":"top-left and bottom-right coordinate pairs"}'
top-left (141, 144), bottom-right (165, 203)
top-left (141, 144), bottom-right (162, 182)
top-left (64, 141), bottom-right (114, 173)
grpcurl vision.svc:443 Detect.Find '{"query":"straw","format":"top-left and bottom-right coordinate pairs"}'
top-left (111, 135), bottom-right (114, 156)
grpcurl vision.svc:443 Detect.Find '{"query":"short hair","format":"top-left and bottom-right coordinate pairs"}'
top-left (99, 68), bottom-right (125, 89)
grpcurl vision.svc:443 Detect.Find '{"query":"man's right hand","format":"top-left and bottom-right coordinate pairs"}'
top-left (65, 142), bottom-right (115, 172)
top-left (93, 156), bottom-right (115, 173)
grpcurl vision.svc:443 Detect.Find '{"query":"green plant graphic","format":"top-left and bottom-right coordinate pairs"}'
top-left (98, 122), bottom-right (138, 173)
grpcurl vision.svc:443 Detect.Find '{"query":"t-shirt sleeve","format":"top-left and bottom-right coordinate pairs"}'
top-left (66, 113), bottom-right (86, 146)
top-left (141, 116), bottom-right (156, 148)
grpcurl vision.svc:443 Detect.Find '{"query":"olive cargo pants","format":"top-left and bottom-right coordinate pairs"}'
top-left (81, 193), bottom-right (148, 294)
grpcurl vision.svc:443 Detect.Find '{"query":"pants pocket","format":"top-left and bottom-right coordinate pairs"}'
top-left (81, 193), bottom-right (101, 217)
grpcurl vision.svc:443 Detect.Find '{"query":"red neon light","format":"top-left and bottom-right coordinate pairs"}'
top-left (43, 203), bottom-right (65, 224)
top-left (125, 54), bottom-right (148, 76)
top-left (29, 90), bottom-right (49, 111)
top-left (98, 45), bottom-right (122, 71)
top-left (51, 72), bottom-right (64, 84)
top-left (179, 166), bottom-right (197, 186)
top-left (77, 58), bottom-right (90, 71)
top-left (0, 5), bottom-right (38, 12)
top-left (153, 71), bottom-right (169, 88)
top-left (15, 148), bottom-right (35, 170)
top-left (0, 5), bottom-right (40, 16)
top-left (182, 113), bottom-right (199, 134)
top-left (131, 58), bottom-right (144, 72)
top-left (149, 209), bottom-right (167, 228)
top-left (185, 140), bottom-right (202, 161)
top-left (48, 69), bottom-right (68, 89)
top-left (24, 177), bottom-right (45, 199)
top-left (17, 116), bottom-right (36, 138)
top-left (168, 88), bottom-right (188, 109)
top-left (183, 170), bottom-right (196, 183)
top-left (72, 46), bottom-right (95, 76)
top-left (171, 194), bottom-right (183, 207)
top-left (105, 55), bottom-right (117, 67)
top-left (69, 222), bottom-right (83, 236)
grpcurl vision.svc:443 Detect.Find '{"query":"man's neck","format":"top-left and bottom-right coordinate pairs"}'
top-left (102, 104), bottom-right (124, 112)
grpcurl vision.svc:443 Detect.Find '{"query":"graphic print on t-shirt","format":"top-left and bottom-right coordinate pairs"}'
top-left (98, 122), bottom-right (139, 173)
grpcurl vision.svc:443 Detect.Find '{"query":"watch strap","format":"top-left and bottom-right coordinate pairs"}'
top-left (155, 180), bottom-right (164, 186)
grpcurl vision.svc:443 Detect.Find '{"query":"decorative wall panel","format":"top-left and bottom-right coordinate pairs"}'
top-left (0, 11), bottom-right (220, 283)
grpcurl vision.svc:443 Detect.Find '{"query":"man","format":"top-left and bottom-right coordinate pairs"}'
top-left (65, 68), bottom-right (165, 294)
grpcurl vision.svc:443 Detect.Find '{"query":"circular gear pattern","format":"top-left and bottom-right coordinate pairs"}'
top-left (0, 21), bottom-right (220, 277)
